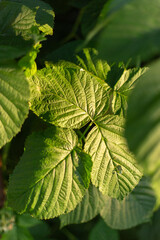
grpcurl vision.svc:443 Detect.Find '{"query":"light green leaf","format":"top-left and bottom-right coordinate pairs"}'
top-left (126, 60), bottom-right (160, 176)
top-left (60, 185), bottom-right (106, 227)
top-left (89, 218), bottom-right (119, 240)
top-left (7, 127), bottom-right (92, 219)
top-left (98, 0), bottom-right (160, 64)
top-left (1, 226), bottom-right (34, 240)
top-left (0, 0), bottom-right (54, 39)
top-left (101, 178), bottom-right (156, 229)
top-left (0, 64), bottom-right (29, 149)
top-left (84, 115), bottom-right (142, 199)
top-left (29, 65), bottom-right (110, 129)
top-left (111, 67), bottom-right (147, 116)
top-left (75, 48), bottom-right (110, 84)
top-left (47, 48), bottom-right (111, 88)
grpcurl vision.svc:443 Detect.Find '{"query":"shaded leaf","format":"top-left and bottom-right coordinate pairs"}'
top-left (89, 218), bottom-right (119, 240)
top-left (101, 178), bottom-right (156, 229)
top-left (1, 226), bottom-right (34, 240)
top-left (126, 60), bottom-right (160, 175)
top-left (81, 0), bottom-right (107, 36)
top-left (98, 0), bottom-right (160, 64)
top-left (60, 185), bottom-right (106, 227)
top-left (0, 0), bottom-right (54, 38)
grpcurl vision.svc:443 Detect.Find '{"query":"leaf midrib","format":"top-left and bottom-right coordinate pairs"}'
top-left (19, 147), bottom-right (79, 196)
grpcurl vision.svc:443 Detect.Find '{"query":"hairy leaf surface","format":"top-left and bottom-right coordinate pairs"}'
top-left (30, 65), bottom-right (110, 128)
top-left (8, 127), bottom-right (92, 219)
top-left (85, 115), bottom-right (142, 199)
top-left (60, 185), bottom-right (106, 227)
top-left (0, 64), bottom-right (29, 149)
top-left (100, 178), bottom-right (156, 229)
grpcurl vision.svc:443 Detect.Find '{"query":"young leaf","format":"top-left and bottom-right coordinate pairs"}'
top-left (29, 65), bottom-right (110, 129)
top-left (89, 218), bottom-right (119, 240)
top-left (100, 178), bottom-right (156, 229)
top-left (47, 48), bottom-right (111, 87)
top-left (75, 48), bottom-right (110, 84)
top-left (98, 0), bottom-right (160, 64)
top-left (7, 127), bottom-right (92, 219)
top-left (60, 185), bottom-right (106, 227)
top-left (84, 115), bottom-right (142, 199)
top-left (0, 64), bottom-right (29, 149)
top-left (111, 67), bottom-right (147, 116)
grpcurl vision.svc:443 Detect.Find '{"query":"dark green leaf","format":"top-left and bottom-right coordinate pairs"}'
top-left (60, 185), bottom-right (106, 227)
top-left (89, 218), bottom-right (119, 240)
top-left (101, 178), bottom-right (156, 229)
top-left (98, 0), bottom-right (160, 64)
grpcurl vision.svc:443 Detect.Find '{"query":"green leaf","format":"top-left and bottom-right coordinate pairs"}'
top-left (46, 41), bottom-right (85, 64)
top-left (7, 127), bottom-right (92, 219)
top-left (84, 115), bottom-right (142, 199)
top-left (17, 214), bottom-right (41, 228)
top-left (69, 0), bottom-right (90, 8)
top-left (74, 48), bottom-right (110, 84)
top-left (0, 0), bottom-right (54, 39)
top-left (1, 226), bottom-right (34, 240)
top-left (29, 65), bottom-right (110, 129)
top-left (60, 185), bottom-right (106, 227)
top-left (98, 0), bottom-right (160, 64)
top-left (89, 218), bottom-right (119, 240)
top-left (81, 0), bottom-right (107, 36)
top-left (111, 67), bottom-right (147, 116)
top-left (126, 60), bottom-right (160, 176)
top-left (138, 209), bottom-right (160, 240)
top-left (100, 178), bottom-right (156, 229)
top-left (47, 48), bottom-right (110, 87)
top-left (0, 64), bottom-right (29, 149)
top-left (0, 35), bottom-right (33, 62)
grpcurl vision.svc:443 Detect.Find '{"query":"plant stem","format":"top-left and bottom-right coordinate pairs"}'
top-left (78, 121), bottom-right (93, 144)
